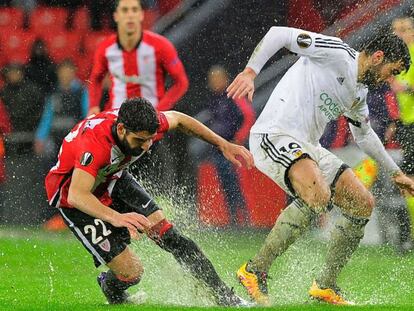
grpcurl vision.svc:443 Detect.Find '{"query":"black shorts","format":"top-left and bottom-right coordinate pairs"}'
top-left (59, 171), bottom-right (161, 267)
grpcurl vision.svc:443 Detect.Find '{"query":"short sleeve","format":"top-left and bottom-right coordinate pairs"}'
top-left (154, 112), bottom-right (170, 142)
top-left (74, 134), bottom-right (110, 178)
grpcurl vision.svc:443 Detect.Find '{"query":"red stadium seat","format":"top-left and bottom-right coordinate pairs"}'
top-left (0, 8), bottom-right (24, 31)
top-left (74, 55), bottom-right (92, 81)
top-left (197, 162), bottom-right (286, 228)
top-left (197, 163), bottom-right (229, 227)
top-left (238, 167), bottom-right (286, 228)
top-left (143, 9), bottom-right (159, 30)
top-left (72, 6), bottom-right (90, 32)
top-left (30, 7), bottom-right (68, 36)
top-left (0, 30), bottom-right (35, 65)
top-left (42, 31), bottom-right (82, 63)
top-left (82, 31), bottom-right (113, 57)
top-left (158, 0), bottom-right (181, 15)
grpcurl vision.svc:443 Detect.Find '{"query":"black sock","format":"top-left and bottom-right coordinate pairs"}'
top-left (396, 207), bottom-right (412, 244)
top-left (158, 228), bottom-right (233, 300)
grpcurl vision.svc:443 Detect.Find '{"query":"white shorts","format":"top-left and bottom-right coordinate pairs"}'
top-left (249, 132), bottom-right (348, 197)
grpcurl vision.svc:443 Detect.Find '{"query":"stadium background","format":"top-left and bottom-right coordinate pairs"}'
top-left (1, 1), bottom-right (414, 309)
top-left (1, 0), bottom-right (412, 228)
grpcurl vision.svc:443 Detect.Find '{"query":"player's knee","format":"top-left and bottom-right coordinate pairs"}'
top-left (128, 262), bottom-right (144, 280)
top-left (110, 261), bottom-right (144, 281)
top-left (359, 191), bottom-right (375, 218)
top-left (302, 186), bottom-right (331, 213)
top-left (346, 189), bottom-right (375, 219)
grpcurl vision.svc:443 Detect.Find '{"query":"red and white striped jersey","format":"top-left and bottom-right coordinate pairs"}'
top-left (88, 31), bottom-right (188, 111)
top-left (45, 109), bottom-right (169, 209)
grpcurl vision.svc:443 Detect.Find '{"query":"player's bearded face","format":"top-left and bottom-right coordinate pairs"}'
top-left (360, 66), bottom-right (381, 89)
top-left (120, 134), bottom-right (145, 156)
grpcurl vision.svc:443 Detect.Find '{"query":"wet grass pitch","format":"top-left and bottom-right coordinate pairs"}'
top-left (1, 227), bottom-right (413, 310)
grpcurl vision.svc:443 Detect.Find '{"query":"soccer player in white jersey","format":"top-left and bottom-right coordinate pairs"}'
top-left (227, 26), bottom-right (414, 305)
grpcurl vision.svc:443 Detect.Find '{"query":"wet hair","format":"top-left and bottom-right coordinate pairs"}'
top-left (117, 97), bottom-right (159, 133)
top-left (361, 30), bottom-right (411, 71)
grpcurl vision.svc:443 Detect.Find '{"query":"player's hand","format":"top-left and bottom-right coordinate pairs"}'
top-left (219, 142), bottom-right (254, 169)
top-left (111, 212), bottom-right (152, 233)
top-left (128, 228), bottom-right (143, 240)
top-left (392, 171), bottom-right (414, 196)
top-left (88, 106), bottom-right (101, 117)
top-left (226, 67), bottom-right (257, 102)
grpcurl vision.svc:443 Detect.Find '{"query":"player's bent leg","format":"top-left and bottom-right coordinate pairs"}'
top-left (333, 168), bottom-right (375, 218)
top-left (311, 168), bottom-right (373, 305)
top-left (58, 207), bottom-right (144, 305)
top-left (288, 157), bottom-right (331, 213)
top-left (99, 247), bottom-right (145, 305)
top-left (146, 212), bottom-right (249, 306)
top-left (239, 157), bottom-right (328, 305)
top-left (239, 199), bottom-right (316, 305)
top-left (106, 246), bottom-right (144, 281)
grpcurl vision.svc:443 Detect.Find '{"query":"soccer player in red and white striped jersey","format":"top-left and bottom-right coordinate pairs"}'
top-left (45, 97), bottom-right (254, 306)
top-left (88, 0), bottom-right (189, 115)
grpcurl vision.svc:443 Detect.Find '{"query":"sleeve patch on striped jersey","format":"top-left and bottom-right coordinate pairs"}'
top-left (80, 152), bottom-right (94, 166)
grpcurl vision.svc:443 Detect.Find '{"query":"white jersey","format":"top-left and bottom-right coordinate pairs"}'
top-left (250, 27), bottom-right (369, 145)
top-left (247, 26), bottom-right (400, 174)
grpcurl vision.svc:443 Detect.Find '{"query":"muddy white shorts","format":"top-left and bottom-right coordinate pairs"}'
top-left (249, 132), bottom-right (349, 197)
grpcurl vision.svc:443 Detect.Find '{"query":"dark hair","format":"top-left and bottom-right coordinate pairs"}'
top-left (117, 97), bottom-right (159, 133)
top-left (361, 31), bottom-right (411, 71)
top-left (114, 0), bottom-right (141, 10)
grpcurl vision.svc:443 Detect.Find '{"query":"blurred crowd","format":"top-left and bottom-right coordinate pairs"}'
top-left (0, 0), bottom-right (179, 24)
top-left (0, 0), bottom-right (413, 254)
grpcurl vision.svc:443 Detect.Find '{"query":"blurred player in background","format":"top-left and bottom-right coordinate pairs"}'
top-left (389, 17), bottom-right (414, 239)
top-left (88, 0), bottom-right (188, 114)
top-left (88, 0), bottom-right (189, 194)
top-left (227, 26), bottom-right (414, 305)
top-left (189, 65), bottom-right (255, 227)
top-left (44, 97), bottom-right (253, 306)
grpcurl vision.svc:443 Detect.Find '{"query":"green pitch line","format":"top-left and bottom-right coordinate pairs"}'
top-left (1, 226), bottom-right (413, 311)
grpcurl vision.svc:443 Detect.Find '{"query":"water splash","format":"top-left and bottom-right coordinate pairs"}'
top-left (48, 260), bottom-right (55, 302)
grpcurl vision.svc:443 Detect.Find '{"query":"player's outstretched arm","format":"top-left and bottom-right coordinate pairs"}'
top-left (349, 122), bottom-right (414, 196)
top-left (164, 111), bottom-right (254, 168)
top-left (227, 26), bottom-right (300, 100)
top-left (68, 168), bottom-right (152, 232)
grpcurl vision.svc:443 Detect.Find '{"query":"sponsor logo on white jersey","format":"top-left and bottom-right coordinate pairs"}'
top-left (318, 92), bottom-right (344, 121)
